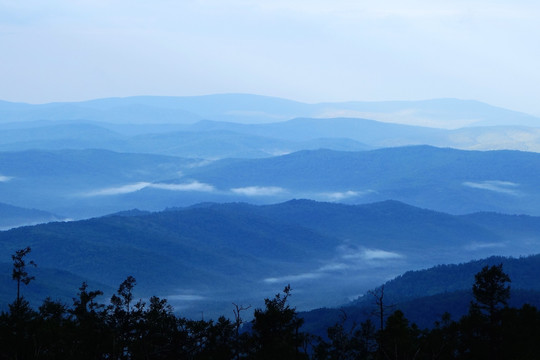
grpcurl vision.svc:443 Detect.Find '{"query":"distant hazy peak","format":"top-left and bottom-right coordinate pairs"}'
top-left (1, 94), bottom-right (538, 128)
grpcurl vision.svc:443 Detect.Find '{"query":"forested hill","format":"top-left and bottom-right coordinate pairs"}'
top-left (302, 255), bottom-right (540, 332)
top-left (2, 199), bottom-right (540, 318)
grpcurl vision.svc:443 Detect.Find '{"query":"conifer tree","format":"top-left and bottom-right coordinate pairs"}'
top-left (251, 285), bottom-right (307, 360)
top-left (471, 264), bottom-right (511, 321)
top-left (11, 246), bottom-right (36, 303)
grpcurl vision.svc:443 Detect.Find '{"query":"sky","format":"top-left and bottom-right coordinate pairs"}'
top-left (1, 0), bottom-right (539, 115)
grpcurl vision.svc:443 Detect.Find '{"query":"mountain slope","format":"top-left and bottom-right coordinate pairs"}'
top-left (0, 202), bottom-right (63, 230)
top-left (2, 200), bottom-right (540, 317)
top-left (182, 146), bottom-right (540, 215)
top-left (0, 203), bottom-right (341, 316)
top-left (302, 255), bottom-right (540, 332)
top-left (0, 149), bottom-right (203, 218)
top-left (3, 146), bottom-right (540, 219)
top-left (3, 146), bottom-right (540, 218)
top-left (0, 262), bottom-right (112, 312)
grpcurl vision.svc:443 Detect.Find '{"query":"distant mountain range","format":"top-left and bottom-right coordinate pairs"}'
top-left (2, 94), bottom-right (540, 321)
top-left (2, 146), bottom-right (540, 223)
top-left (1, 200), bottom-right (540, 318)
top-left (182, 146), bottom-right (540, 215)
top-left (0, 120), bottom-right (373, 158)
top-left (1, 95), bottom-right (540, 158)
top-left (1, 94), bottom-right (539, 128)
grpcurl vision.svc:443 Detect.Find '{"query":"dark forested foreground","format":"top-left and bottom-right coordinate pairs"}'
top-left (2, 249), bottom-right (540, 360)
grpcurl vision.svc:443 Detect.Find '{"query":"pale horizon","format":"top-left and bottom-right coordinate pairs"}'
top-left (1, 0), bottom-right (539, 116)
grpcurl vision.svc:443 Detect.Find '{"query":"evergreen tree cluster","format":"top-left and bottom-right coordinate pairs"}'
top-left (1, 280), bottom-right (309, 360)
top-left (3, 248), bottom-right (540, 359)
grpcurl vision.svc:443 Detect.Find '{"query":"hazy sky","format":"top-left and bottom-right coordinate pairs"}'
top-left (1, 0), bottom-right (539, 115)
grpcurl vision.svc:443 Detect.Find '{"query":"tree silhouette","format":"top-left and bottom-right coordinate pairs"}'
top-left (251, 285), bottom-right (307, 360)
top-left (468, 264), bottom-right (511, 360)
top-left (232, 302), bottom-right (251, 359)
top-left (70, 282), bottom-right (108, 359)
top-left (369, 284), bottom-right (394, 358)
top-left (109, 276), bottom-right (142, 360)
top-left (313, 311), bottom-right (377, 360)
top-left (379, 310), bottom-right (421, 360)
top-left (471, 264), bottom-right (511, 321)
top-left (11, 246), bottom-right (37, 303)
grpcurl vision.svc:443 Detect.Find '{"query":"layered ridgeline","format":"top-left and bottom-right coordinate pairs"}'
top-left (0, 202), bottom-right (63, 230)
top-left (1, 95), bottom-right (540, 158)
top-left (2, 146), bottom-right (540, 223)
top-left (2, 118), bottom-right (540, 157)
top-left (1, 95), bottom-right (538, 127)
top-left (2, 200), bottom-right (540, 318)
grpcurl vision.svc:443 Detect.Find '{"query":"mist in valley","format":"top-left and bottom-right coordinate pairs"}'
top-left (1, 1), bottom-right (540, 336)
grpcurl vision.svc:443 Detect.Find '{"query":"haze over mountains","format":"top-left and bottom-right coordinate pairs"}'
top-left (1, 146), bottom-right (540, 221)
top-left (2, 94), bottom-right (540, 321)
top-left (2, 95), bottom-right (539, 128)
top-left (2, 95), bottom-right (540, 158)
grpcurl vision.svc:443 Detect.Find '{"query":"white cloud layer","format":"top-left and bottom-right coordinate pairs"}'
top-left (0, 175), bottom-right (13, 182)
top-left (263, 245), bottom-right (404, 284)
top-left (463, 180), bottom-right (521, 195)
top-left (342, 248), bottom-right (404, 261)
top-left (167, 294), bottom-right (206, 301)
top-left (465, 242), bottom-right (506, 251)
top-left (319, 190), bottom-right (373, 201)
top-left (151, 182), bottom-right (215, 192)
top-left (83, 181), bottom-right (214, 196)
top-left (264, 272), bottom-right (323, 284)
top-left (85, 182), bottom-right (150, 196)
top-left (263, 260), bottom-right (355, 284)
top-left (231, 186), bottom-right (286, 196)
